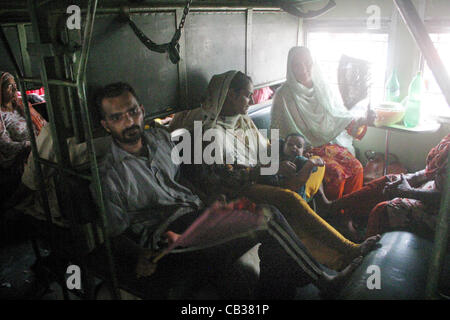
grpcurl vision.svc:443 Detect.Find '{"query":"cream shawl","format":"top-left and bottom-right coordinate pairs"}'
top-left (271, 47), bottom-right (355, 152)
top-left (170, 71), bottom-right (269, 166)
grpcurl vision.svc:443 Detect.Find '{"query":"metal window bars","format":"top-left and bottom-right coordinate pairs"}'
top-left (1, 0), bottom-right (120, 299)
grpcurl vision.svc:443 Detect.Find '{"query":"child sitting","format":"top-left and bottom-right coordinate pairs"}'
top-left (280, 133), bottom-right (331, 206)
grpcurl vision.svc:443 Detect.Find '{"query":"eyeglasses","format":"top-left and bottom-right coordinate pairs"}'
top-left (106, 106), bottom-right (142, 123)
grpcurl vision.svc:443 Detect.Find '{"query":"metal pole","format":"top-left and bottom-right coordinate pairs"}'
top-left (0, 21), bottom-right (55, 233)
top-left (425, 152), bottom-right (450, 299)
top-left (27, 0), bottom-right (71, 169)
top-left (75, 0), bottom-right (121, 300)
top-left (393, 0), bottom-right (450, 106)
top-left (23, 77), bottom-right (77, 87)
top-left (384, 130), bottom-right (390, 176)
top-left (0, 26), bottom-right (24, 77)
top-left (392, 0), bottom-right (450, 300)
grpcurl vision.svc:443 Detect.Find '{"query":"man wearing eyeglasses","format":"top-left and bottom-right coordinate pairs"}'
top-left (98, 83), bottom-right (147, 157)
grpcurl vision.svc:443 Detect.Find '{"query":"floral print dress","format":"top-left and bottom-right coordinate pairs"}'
top-left (0, 108), bottom-right (33, 168)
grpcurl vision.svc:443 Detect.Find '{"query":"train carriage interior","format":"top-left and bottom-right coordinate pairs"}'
top-left (0, 0), bottom-right (449, 302)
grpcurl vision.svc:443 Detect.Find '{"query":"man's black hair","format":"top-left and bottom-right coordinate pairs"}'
top-left (285, 132), bottom-right (305, 141)
top-left (96, 82), bottom-right (140, 119)
top-left (280, 132), bottom-right (307, 157)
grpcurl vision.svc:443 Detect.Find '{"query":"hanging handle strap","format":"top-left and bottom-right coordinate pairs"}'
top-left (121, 0), bottom-right (192, 64)
top-left (278, 0), bottom-right (336, 19)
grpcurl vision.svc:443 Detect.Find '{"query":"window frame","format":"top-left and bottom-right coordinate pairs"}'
top-left (418, 18), bottom-right (450, 122)
top-left (302, 18), bottom-right (392, 106)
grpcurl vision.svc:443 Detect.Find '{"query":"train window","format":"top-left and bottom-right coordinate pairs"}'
top-left (306, 32), bottom-right (389, 106)
top-left (421, 33), bottom-right (450, 121)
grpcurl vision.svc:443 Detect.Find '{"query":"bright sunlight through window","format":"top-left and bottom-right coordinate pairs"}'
top-left (306, 32), bottom-right (389, 107)
top-left (422, 33), bottom-right (450, 121)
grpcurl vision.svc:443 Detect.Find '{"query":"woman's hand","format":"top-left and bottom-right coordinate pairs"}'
top-left (384, 174), bottom-right (414, 198)
top-left (279, 160), bottom-right (297, 177)
top-left (307, 157), bottom-right (325, 168)
top-left (403, 170), bottom-right (429, 188)
top-left (383, 174), bottom-right (402, 197)
top-left (396, 174), bottom-right (414, 197)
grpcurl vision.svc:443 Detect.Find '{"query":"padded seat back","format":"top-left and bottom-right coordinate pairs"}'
top-left (338, 232), bottom-right (435, 299)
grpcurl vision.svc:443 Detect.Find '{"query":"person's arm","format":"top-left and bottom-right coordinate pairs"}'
top-left (345, 117), bottom-right (368, 140)
top-left (96, 180), bottom-right (160, 278)
top-left (178, 174), bottom-right (215, 204)
top-left (345, 107), bottom-right (376, 140)
top-left (317, 183), bottom-right (332, 206)
top-left (281, 158), bottom-right (324, 191)
top-left (403, 169), bottom-right (431, 188)
top-left (0, 125), bottom-right (31, 165)
top-left (386, 174), bottom-right (441, 205)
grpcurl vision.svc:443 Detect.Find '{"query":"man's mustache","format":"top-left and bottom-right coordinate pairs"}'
top-left (123, 125), bottom-right (140, 134)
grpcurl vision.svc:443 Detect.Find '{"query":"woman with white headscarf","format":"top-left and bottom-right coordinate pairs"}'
top-left (173, 70), bottom-right (380, 271)
top-left (271, 47), bottom-right (371, 202)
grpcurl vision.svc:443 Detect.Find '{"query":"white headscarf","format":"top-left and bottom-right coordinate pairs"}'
top-left (170, 71), bottom-right (269, 166)
top-left (271, 47), bottom-right (355, 151)
top-left (169, 71), bottom-right (238, 132)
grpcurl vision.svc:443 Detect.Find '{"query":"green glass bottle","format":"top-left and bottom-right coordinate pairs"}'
top-left (403, 71), bottom-right (423, 128)
top-left (385, 69), bottom-right (400, 102)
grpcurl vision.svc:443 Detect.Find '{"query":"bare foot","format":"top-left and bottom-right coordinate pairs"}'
top-left (318, 256), bottom-right (363, 299)
top-left (346, 220), bottom-right (362, 242)
top-left (358, 234), bottom-right (382, 256)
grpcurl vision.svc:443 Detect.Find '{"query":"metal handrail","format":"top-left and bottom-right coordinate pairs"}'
top-left (393, 0), bottom-right (450, 300)
top-left (1, 0), bottom-right (121, 299)
top-left (74, 0), bottom-right (121, 300)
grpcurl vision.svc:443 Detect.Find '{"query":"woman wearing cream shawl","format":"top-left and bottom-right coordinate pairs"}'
top-left (271, 47), bottom-right (370, 201)
top-left (170, 70), bottom-right (267, 167)
top-left (174, 70), bottom-right (380, 271)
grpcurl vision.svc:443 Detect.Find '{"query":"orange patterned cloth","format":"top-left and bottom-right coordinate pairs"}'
top-left (425, 134), bottom-right (450, 179)
top-left (310, 143), bottom-right (364, 201)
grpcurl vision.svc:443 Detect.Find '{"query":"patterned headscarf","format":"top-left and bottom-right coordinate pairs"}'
top-left (0, 71), bottom-right (17, 108)
top-left (425, 134), bottom-right (450, 178)
top-left (0, 71), bottom-right (46, 133)
top-left (169, 70), bottom-right (238, 132)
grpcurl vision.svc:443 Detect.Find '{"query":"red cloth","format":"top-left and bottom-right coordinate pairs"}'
top-left (310, 144), bottom-right (364, 200)
top-left (366, 201), bottom-right (390, 238)
top-left (17, 87), bottom-right (45, 96)
top-left (335, 175), bottom-right (391, 218)
top-left (252, 87), bottom-right (273, 104)
top-left (425, 134), bottom-right (450, 179)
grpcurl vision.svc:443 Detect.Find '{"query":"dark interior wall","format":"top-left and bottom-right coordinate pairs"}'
top-left (87, 12), bottom-right (180, 115)
top-left (86, 9), bottom-right (300, 115)
top-left (185, 11), bottom-right (247, 107)
top-left (0, 26), bottom-right (23, 75)
top-left (0, 24), bottom-right (42, 80)
top-left (0, 8), bottom-right (300, 117)
top-left (251, 11), bottom-right (299, 86)
top-left (24, 24), bottom-right (41, 78)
